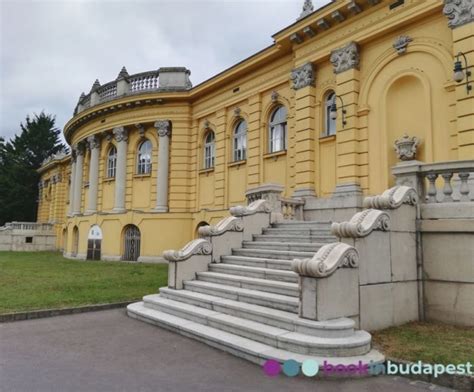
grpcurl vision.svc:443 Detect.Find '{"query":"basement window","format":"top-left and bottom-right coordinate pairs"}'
top-left (389, 0), bottom-right (404, 10)
top-left (25, 237), bottom-right (33, 243)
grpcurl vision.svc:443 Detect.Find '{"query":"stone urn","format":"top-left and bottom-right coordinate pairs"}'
top-left (394, 133), bottom-right (420, 161)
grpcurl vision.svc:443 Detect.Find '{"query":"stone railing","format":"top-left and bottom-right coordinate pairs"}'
top-left (0, 221), bottom-right (54, 231)
top-left (392, 160), bottom-right (474, 203)
top-left (74, 67), bottom-right (192, 115)
top-left (281, 197), bottom-right (304, 220)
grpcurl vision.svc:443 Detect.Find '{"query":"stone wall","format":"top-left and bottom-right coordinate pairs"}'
top-left (0, 223), bottom-right (56, 252)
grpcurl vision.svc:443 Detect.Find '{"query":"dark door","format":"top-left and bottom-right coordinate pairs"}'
top-left (87, 239), bottom-right (101, 260)
top-left (123, 225), bottom-right (141, 261)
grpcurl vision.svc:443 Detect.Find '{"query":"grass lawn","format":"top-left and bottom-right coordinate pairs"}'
top-left (0, 251), bottom-right (168, 314)
top-left (372, 321), bottom-right (474, 365)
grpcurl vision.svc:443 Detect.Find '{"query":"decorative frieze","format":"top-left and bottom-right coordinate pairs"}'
top-left (155, 120), bottom-right (171, 137)
top-left (393, 35), bottom-right (413, 55)
top-left (290, 62), bottom-right (315, 90)
top-left (394, 133), bottom-right (420, 161)
top-left (330, 42), bottom-right (360, 74)
top-left (443, 0), bottom-right (474, 29)
top-left (113, 126), bottom-right (128, 142)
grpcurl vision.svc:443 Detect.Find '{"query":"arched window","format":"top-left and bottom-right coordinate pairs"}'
top-left (269, 105), bottom-right (287, 153)
top-left (204, 131), bottom-right (215, 169)
top-left (233, 120), bottom-right (247, 161)
top-left (324, 91), bottom-right (337, 136)
top-left (136, 139), bottom-right (152, 174)
top-left (123, 224), bottom-right (141, 261)
top-left (106, 146), bottom-right (117, 178)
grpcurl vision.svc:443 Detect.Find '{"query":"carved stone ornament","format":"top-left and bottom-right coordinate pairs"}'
top-left (113, 126), bottom-right (128, 142)
top-left (198, 216), bottom-right (244, 237)
top-left (204, 119), bottom-right (210, 130)
top-left (443, 0), bottom-right (474, 29)
top-left (233, 107), bottom-right (241, 118)
top-left (330, 42), bottom-right (360, 74)
top-left (290, 63), bottom-right (315, 90)
top-left (155, 120), bottom-right (171, 137)
top-left (394, 133), bottom-right (420, 161)
top-left (135, 123), bottom-right (145, 138)
top-left (292, 242), bottom-right (359, 278)
top-left (393, 35), bottom-right (413, 55)
top-left (331, 209), bottom-right (390, 238)
top-left (298, 0), bottom-right (314, 20)
top-left (87, 135), bottom-right (100, 150)
top-left (230, 199), bottom-right (271, 217)
top-left (363, 185), bottom-right (418, 209)
top-left (163, 238), bottom-right (212, 262)
top-left (73, 143), bottom-right (85, 156)
top-left (271, 90), bottom-right (279, 102)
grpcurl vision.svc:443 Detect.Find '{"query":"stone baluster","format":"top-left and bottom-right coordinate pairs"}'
top-left (426, 173), bottom-right (438, 203)
top-left (86, 135), bottom-right (100, 214)
top-left (113, 127), bottom-right (128, 213)
top-left (154, 120), bottom-right (171, 212)
top-left (441, 172), bottom-right (454, 202)
top-left (68, 151), bottom-right (76, 216)
top-left (72, 144), bottom-right (85, 215)
top-left (459, 172), bottom-right (470, 202)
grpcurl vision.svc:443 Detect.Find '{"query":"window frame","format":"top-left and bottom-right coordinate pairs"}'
top-left (324, 91), bottom-right (337, 137)
top-left (106, 146), bottom-right (117, 178)
top-left (232, 120), bottom-right (247, 162)
top-left (268, 105), bottom-right (288, 153)
top-left (136, 139), bottom-right (153, 175)
top-left (203, 131), bottom-right (215, 169)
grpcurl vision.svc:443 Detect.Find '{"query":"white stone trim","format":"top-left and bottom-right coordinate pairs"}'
top-left (292, 242), bottom-right (358, 278)
top-left (363, 185), bottom-right (418, 209)
top-left (163, 238), bottom-right (212, 262)
top-left (331, 209), bottom-right (390, 238)
top-left (230, 199), bottom-right (271, 217)
top-left (198, 216), bottom-right (243, 237)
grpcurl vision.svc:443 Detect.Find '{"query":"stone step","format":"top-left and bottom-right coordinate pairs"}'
top-left (253, 234), bottom-right (337, 243)
top-left (272, 221), bottom-right (332, 228)
top-left (242, 241), bottom-right (322, 253)
top-left (183, 280), bottom-right (299, 313)
top-left (220, 255), bottom-right (293, 271)
top-left (232, 247), bottom-right (315, 260)
top-left (209, 263), bottom-right (298, 283)
top-left (138, 296), bottom-right (371, 357)
top-left (196, 271), bottom-right (299, 297)
top-left (155, 290), bottom-right (354, 338)
top-left (263, 227), bottom-right (332, 236)
top-left (128, 302), bottom-right (384, 366)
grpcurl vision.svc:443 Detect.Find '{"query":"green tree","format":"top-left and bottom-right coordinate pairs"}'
top-left (0, 113), bottom-right (66, 225)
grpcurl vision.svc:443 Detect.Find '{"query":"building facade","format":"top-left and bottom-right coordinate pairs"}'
top-left (37, 0), bottom-right (473, 262)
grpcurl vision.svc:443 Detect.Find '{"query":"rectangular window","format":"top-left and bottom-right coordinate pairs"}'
top-left (270, 124), bottom-right (286, 153)
top-left (25, 237), bottom-right (33, 243)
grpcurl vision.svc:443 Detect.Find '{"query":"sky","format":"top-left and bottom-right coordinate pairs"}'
top-left (0, 0), bottom-right (329, 142)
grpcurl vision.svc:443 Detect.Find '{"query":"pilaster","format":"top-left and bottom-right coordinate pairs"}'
top-left (112, 126), bottom-right (128, 213)
top-left (72, 144), bottom-right (84, 215)
top-left (154, 120), bottom-right (171, 212)
top-left (85, 135), bottom-right (100, 214)
top-left (246, 94), bottom-right (262, 189)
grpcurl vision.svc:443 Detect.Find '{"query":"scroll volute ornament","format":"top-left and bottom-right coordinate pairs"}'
top-left (394, 133), bottom-right (420, 161)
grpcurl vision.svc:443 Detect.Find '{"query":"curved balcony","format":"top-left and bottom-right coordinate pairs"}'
top-left (73, 66), bottom-right (192, 116)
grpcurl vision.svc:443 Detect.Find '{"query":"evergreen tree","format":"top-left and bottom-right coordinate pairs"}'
top-left (0, 113), bottom-right (66, 225)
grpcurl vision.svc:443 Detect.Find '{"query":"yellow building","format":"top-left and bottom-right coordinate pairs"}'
top-left (37, 0), bottom-right (473, 262)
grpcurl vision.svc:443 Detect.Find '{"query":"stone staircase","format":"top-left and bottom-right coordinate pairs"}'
top-left (128, 220), bottom-right (384, 366)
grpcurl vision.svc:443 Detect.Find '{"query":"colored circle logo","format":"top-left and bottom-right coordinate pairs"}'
top-left (263, 359), bottom-right (281, 376)
top-left (282, 359), bottom-right (300, 377)
top-left (302, 359), bottom-right (319, 377)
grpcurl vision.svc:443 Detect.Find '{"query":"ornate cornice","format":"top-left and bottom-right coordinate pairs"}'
top-left (155, 120), bottom-right (171, 137)
top-left (330, 42), bottom-right (360, 74)
top-left (229, 199), bottom-right (271, 217)
top-left (290, 63), bottom-right (315, 90)
top-left (331, 209), bottom-right (390, 238)
top-left (363, 185), bottom-right (418, 209)
top-left (113, 126), bottom-right (128, 142)
top-left (198, 216), bottom-right (244, 237)
top-left (443, 0), bottom-right (474, 29)
top-left (163, 238), bottom-right (212, 262)
top-left (292, 242), bottom-right (359, 278)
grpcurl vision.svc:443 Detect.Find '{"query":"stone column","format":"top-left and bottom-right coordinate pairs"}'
top-left (113, 126), bottom-right (128, 213)
top-left (68, 152), bottom-right (76, 217)
top-left (154, 120), bottom-right (171, 212)
top-left (72, 144), bottom-right (85, 215)
top-left (86, 135), bottom-right (100, 214)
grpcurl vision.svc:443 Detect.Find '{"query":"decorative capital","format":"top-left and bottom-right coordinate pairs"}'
top-left (73, 143), bottom-right (85, 156)
top-left (363, 185), bottom-right (418, 209)
top-left (292, 243), bottom-right (359, 278)
top-left (330, 42), bottom-right (360, 74)
top-left (198, 216), bottom-right (244, 237)
top-left (230, 199), bottom-right (271, 217)
top-left (298, 0), bottom-right (314, 20)
top-left (113, 126), bottom-right (128, 142)
top-left (290, 62), bottom-right (315, 90)
top-left (393, 35), bottom-right (413, 55)
top-left (443, 0), bottom-right (474, 29)
top-left (163, 238), bottom-right (212, 262)
top-left (87, 135), bottom-right (100, 150)
top-left (331, 209), bottom-right (390, 238)
top-left (154, 120), bottom-right (171, 137)
top-left (394, 133), bottom-right (420, 161)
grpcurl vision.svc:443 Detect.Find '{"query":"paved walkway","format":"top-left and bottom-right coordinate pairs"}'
top-left (0, 309), bottom-right (452, 392)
